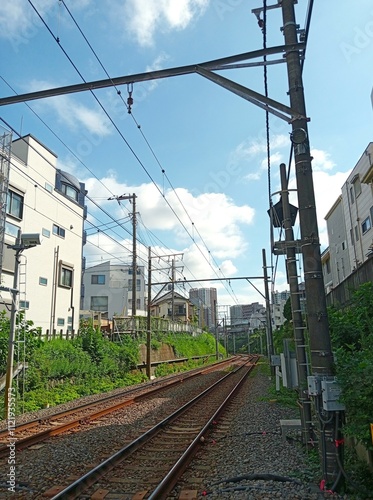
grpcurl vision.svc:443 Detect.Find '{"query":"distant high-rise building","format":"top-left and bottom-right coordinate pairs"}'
top-left (189, 288), bottom-right (217, 328)
top-left (230, 303), bottom-right (264, 325)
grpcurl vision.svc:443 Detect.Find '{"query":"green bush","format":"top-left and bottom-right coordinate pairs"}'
top-left (329, 282), bottom-right (373, 450)
top-left (0, 311), bottom-right (42, 375)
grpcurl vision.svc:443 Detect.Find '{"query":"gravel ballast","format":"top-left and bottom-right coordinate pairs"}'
top-left (189, 366), bottom-right (354, 500)
top-left (0, 362), bottom-right (360, 499)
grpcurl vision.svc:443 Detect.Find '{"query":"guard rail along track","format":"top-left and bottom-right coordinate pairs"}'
top-left (0, 356), bottom-right (239, 458)
top-left (50, 354), bottom-right (259, 499)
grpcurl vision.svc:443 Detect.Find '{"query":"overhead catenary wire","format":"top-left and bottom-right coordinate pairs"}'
top-left (264, 0), bottom-right (314, 291)
top-left (1, 117), bottom-right (196, 295)
top-left (57, 0), bottom-right (241, 301)
top-left (23, 0), bottom-right (242, 304)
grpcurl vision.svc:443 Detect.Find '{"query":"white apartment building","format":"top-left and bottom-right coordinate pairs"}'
top-left (271, 290), bottom-right (291, 329)
top-left (324, 142), bottom-right (373, 289)
top-left (230, 302), bottom-right (265, 326)
top-left (82, 261), bottom-right (145, 318)
top-left (324, 196), bottom-right (351, 289)
top-left (0, 133), bottom-right (86, 334)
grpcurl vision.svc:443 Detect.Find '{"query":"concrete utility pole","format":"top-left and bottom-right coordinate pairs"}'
top-left (146, 246), bottom-right (151, 379)
top-left (281, 0), bottom-right (342, 485)
top-left (279, 163), bottom-right (313, 445)
top-left (262, 249), bottom-right (274, 364)
top-left (171, 259), bottom-right (175, 321)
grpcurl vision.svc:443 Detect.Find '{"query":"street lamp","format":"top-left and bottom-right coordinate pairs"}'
top-left (3, 230), bottom-right (41, 418)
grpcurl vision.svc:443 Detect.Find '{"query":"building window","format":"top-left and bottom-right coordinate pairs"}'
top-left (45, 182), bottom-right (54, 193)
top-left (39, 277), bottom-right (48, 286)
top-left (61, 182), bottom-right (79, 202)
top-left (59, 261), bottom-right (74, 288)
top-left (342, 241), bottom-right (346, 251)
top-left (362, 217), bottom-right (371, 234)
top-left (128, 279), bottom-right (141, 291)
top-left (7, 190), bottom-right (24, 219)
top-left (5, 221), bottom-right (19, 237)
top-left (57, 318), bottom-right (65, 326)
top-left (128, 298), bottom-right (141, 308)
top-left (350, 186), bottom-right (354, 204)
top-left (325, 259), bottom-right (331, 274)
top-left (350, 228), bottom-right (355, 246)
top-left (90, 296), bottom-right (108, 312)
top-left (42, 228), bottom-right (50, 238)
top-left (91, 274), bottom-right (105, 285)
top-left (352, 175), bottom-right (362, 199)
top-left (53, 224), bottom-right (65, 238)
top-left (355, 226), bottom-right (359, 241)
top-left (67, 316), bottom-right (72, 324)
top-left (19, 300), bottom-right (29, 309)
top-left (128, 268), bottom-right (141, 275)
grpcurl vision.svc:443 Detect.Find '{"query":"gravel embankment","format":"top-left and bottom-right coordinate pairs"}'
top-left (189, 369), bottom-right (355, 500)
top-left (0, 365), bottom-right (361, 499)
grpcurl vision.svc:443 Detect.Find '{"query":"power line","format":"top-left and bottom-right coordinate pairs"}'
top-left (24, 0), bottom-right (243, 304)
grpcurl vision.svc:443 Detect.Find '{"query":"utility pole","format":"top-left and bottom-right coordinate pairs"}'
top-left (171, 259), bottom-right (175, 321)
top-left (281, 0), bottom-right (342, 486)
top-left (279, 162), bottom-right (313, 445)
top-left (108, 193), bottom-right (137, 317)
top-left (146, 246), bottom-right (151, 379)
top-left (262, 249), bottom-right (274, 365)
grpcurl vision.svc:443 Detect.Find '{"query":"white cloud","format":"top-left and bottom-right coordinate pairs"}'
top-left (311, 148), bottom-right (336, 171)
top-left (0, 0), bottom-right (91, 44)
top-left (0, 0), bottom-right (51, 41)
top-left (83, 175), bottom-right (254, 270)
top-left (287, 151), bottom-right (350, 248)
top-left (116, 0), bottom-right (209, 46)
top-left (229, 134), bottom-right (288, 182)
top-left (27, 80), bottom-right (112, 136)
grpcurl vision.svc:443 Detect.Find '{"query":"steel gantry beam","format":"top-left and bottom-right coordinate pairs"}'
top-left (0, 43), bottom-right (304, 108)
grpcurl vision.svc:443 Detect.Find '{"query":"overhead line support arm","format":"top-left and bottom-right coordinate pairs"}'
top-left (0, 44), bottom-right (304, 106)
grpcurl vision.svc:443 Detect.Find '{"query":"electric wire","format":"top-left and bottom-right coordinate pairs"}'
top-left (269, 0), bottom-right (314, 291)
top-left (30, 0), bottom-right (240, 304)
top-left (1, 115), bottom-right (183, 280)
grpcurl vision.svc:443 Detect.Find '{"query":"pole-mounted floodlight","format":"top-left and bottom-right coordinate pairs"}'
top-left (4, 231), bottom-right (41, 419)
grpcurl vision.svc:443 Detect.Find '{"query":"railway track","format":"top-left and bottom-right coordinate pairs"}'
top-left (47, 355), bottom-right (259, 499)
top-left (0, 356), bottom-right (238, 459)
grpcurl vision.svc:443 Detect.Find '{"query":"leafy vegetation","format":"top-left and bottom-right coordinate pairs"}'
top-left (0, 318), bottom-right (224, 415)
top-left (0, 310), bottom-right (42, 373)
top-left (328, 282), bottom-right (373, 450)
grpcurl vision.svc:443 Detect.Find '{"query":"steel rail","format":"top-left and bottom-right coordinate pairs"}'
top-left (50, 355), bottom-right (259, 499)
top-left (149, 356), bottom-right (259, 499)
top-left (0, 356), bottom-right (238, 458)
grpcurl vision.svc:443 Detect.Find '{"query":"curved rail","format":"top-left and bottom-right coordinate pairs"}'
top-left (50, 355), bottom-right (259, 499)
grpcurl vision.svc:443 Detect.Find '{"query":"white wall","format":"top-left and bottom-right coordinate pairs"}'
top-left (2, 135), bottom-right (85, 333)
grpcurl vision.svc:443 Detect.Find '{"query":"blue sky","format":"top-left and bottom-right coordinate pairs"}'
top-left (1, 0), bottom-right (372, 312)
